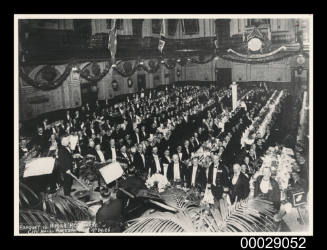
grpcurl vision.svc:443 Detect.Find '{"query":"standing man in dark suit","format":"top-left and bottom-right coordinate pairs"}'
top-left (131, 127), bottom-right (141, 145)
top-left (105, 138), bottom-right (118, 162)
top-left (185, 157), bottom-right (206, 191)
top-left (166, 154), bottom-right (186, 184)
top-left (57, 137), bottom-right (74, 196)
top-left (133, 144), bottom-right (146, 174)
top-left (229, 164), bottom-right (250, 203)
top-left (146, 146), bottom-right (163, 177)
top-left (208, 155), bottom-right (230, 201)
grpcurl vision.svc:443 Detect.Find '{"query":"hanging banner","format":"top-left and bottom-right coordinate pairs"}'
top-left (158, 19), bottom-right (166, 54)
top-left (108, 19), bottom-right (118, 63)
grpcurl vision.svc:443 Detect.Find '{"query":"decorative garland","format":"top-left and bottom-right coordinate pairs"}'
top-left (79, 61), bottom-right (112, 83)
top-left (219, 51), bottom-right (299, 64)
top-left (190, 54), bottom-right (216, 64)
top-left (227, 46), bottom-right (287, 59)
top-left (20, 47), bottom-right (305, 90)
top-left (19, 63), bottom-right (73, 91)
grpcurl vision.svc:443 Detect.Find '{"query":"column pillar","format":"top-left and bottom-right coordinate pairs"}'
top-left (231, 81), bottom-right (238, 110)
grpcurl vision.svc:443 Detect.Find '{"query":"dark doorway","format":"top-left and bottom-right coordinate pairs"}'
top-left (137, 74), bottom-right (146, 91)
top-left (215, 68), bottom-right (232, 87)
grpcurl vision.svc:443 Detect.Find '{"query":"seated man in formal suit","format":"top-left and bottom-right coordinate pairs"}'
top-left (117, 145), bottom-right (132, 167)
top-left (32, 127), bottom-right (49, 156)
top-left (229, 164), bottom-right (250, 203)
top-left (86, 138), bottom-right (97, 159)
top-left (105, 138), bottom-right (118, 162)
top-left (94, 143), bottom-right (107, 164)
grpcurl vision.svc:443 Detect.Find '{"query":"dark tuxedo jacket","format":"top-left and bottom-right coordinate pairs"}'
top-left (133, 151), bottom-right (146, 172)
top-left (131, 131), bottom-right (141, 145)
top-left (161, 156), bottom-right (172, 166)
top-left (229, 173), bottom-right (250, 203)
top-left (189, 141), bottom-right (196, 153)
top-left (185, 165), bottom-right (206, 190)
top-left (212, 123), bottom-right (221, 137)
top-left (139, 130), bottom-right (148, 142)
top-left (105, 147), bottom-right (118, 161)
top-left (86, 146), bottom-right (97, 157)
top-left (181, 146), bottom-right (192, 162)
top-left (95, 149), bottom-right (107, 163)
top-left (166, 161), bottom-right (187, 183)
top-left (146, 154), bottom-right (163, 176)
top-left (207, 163), bottom-right (230, 189)
top-left (57, 146), bottom-right (73, 173)
top-left (117, 152), bottom-right (132, 166)
top-left (193, 138), bottom-right (201, 151)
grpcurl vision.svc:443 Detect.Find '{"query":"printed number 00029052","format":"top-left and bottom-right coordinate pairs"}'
top-left (240, 237), bottom-right (306, 249)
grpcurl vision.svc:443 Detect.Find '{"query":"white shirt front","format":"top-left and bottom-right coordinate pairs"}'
top-left (178, 152), bottom-right (183, 161)
top-left (260, 179), bottom-right (271, 194)
top-left (122, 152), bottom-right (128, 160)
top-left (232, 174), bottom-right (239, 185)
top-left (135, 133), bottom-right (140, 143)
top-left (111, 147), bottom-right (117, 161)
top-left (173, 163), bottom-right (181, 180)
top-left (191, 165), bottom-right (198, 186)
top-left (212, 165), bottom-right (219, 186)
top-left (96, 150), bottom-right (105, 163)
top-left (140, 153), bottom-right (145, 165)
top-left (153, 154), bottom-right (161, 173)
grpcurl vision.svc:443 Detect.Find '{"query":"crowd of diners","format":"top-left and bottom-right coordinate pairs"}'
top-left (19, 83), bottom-right (308, 213)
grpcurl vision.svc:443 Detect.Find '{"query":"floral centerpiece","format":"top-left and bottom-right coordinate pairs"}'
top-left (145, 174), bottom-right (170, 193)
top-left (254, 146), bottom-right (297, 192)
top-left (200, 187), bottom-right (214, 205)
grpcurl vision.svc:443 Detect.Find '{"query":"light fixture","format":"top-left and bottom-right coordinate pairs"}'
top-left (161, 60), bottom-right (165, 64)
top-left (177, 59), bottom-right (181, 62)
top-left (139, 61), bottom-right (144, 65)
top-left (72, 65), bottom-right (79, 72)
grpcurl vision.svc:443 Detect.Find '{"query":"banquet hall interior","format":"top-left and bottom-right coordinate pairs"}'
top-left (17, 17), bottom-right (311, 234)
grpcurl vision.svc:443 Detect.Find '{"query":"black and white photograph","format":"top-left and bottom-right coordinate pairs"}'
top-left (14, 14), bottom-right (313, 235)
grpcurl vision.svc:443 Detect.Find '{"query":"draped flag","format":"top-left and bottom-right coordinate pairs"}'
top-left (158, 19), bottom-right (166, 53)
top-left (108, 19), bottom-right (118, 63)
